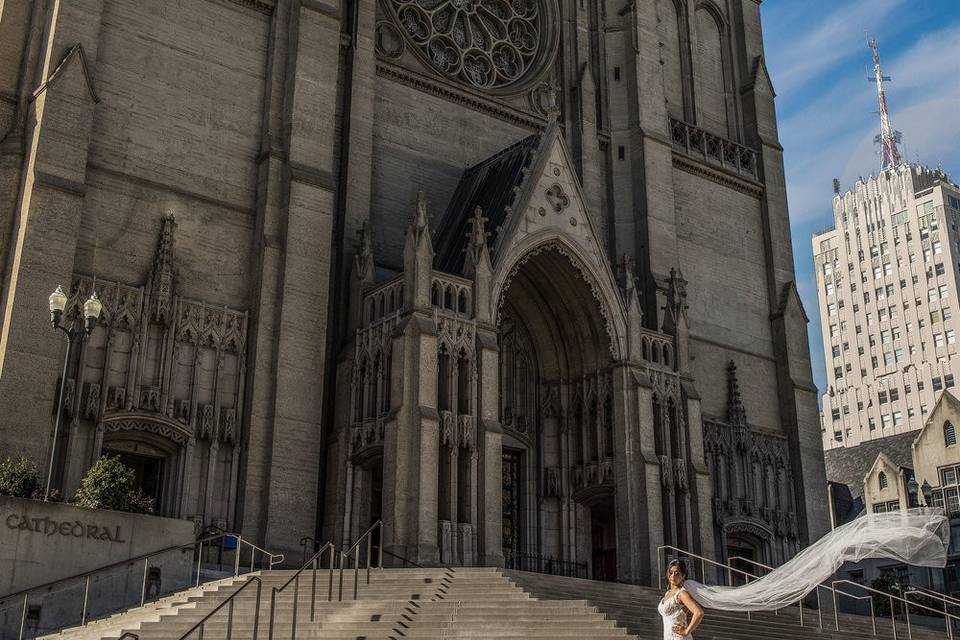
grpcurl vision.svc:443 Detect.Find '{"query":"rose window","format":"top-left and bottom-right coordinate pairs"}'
top-left (387, 0), bottom-right (547, 90)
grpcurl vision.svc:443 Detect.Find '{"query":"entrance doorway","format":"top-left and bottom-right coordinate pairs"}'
top-left (105, 449), bottom-right (163, 505)
top-left (728, 542), bottom-right (756, 586)
top-left (590, 497), bottom-right (617, 581)
top-left (502, 448), bottom-right (524, 566)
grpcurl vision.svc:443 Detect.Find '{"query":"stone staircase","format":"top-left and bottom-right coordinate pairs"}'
top-left (43, 568), bottom-right (635, 639)
top-left (38, 566), bottom-right (957, 640)
top-left (504, 569), bottom-right (952, 640)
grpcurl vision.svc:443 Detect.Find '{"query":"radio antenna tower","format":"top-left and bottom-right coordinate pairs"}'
top-left (867, 37), bottom-right (903, 169)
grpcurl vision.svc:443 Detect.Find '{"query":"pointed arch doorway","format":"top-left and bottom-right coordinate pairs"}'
top-left (496, 242), bottom-right (620, 580)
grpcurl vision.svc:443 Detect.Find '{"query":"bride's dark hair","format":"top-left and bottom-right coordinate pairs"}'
top-left (666, 559), bottom-right (688, 580)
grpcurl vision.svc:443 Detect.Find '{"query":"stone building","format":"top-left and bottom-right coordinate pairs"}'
top-left (824, 391), bottom-right (960, 593)
top-left (0, 0), bottom-right (827, 583)
top-left (814, 166), bottom-right (960, 451)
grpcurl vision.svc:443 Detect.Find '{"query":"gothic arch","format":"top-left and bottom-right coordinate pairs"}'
top-left (659, 0), bottom-right (695, 122)
top-left (493, 234), bottom-right (628, 362)
top-left (693, 0), bottom-right (736, 138)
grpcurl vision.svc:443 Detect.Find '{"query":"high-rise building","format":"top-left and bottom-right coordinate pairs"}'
top-left (815, 166), bottom-right (960, 451)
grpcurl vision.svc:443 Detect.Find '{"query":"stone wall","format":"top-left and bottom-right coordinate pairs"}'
top-left (0, 496), bottom-right (195, 595)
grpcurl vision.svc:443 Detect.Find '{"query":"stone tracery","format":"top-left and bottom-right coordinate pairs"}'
top-left (386, 0), bottom-right (548, 90)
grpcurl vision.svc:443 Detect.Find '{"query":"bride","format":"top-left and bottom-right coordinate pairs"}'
top-left (658, 508), bottom-right (949, 638)
top-left (658, 559), bottom-right (703, 638)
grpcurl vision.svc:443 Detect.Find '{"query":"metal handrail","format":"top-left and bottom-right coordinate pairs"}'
top-left (907, 584), bottom-right (960, 608)
top-left (727, 554), bottom-right (873, 631)
top-left (833, 579), bottom-right (960, 640)
top-left (338, 520), bottom-right (384, 602)
top-left (267, 541), bottom-right (337, 640)
top-left (380, 548), bottom-right (423, 568)
top-left (178, 576), bottom-right (262, 640)
top-left (1, 531), bottom-right (282, 640)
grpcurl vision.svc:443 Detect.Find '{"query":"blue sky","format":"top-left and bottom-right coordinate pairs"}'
top-left (760, 0), bottom-right (960, 404)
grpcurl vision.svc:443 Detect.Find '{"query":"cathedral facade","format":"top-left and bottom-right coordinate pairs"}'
top-left (0, 0), bottom-right (827, 584)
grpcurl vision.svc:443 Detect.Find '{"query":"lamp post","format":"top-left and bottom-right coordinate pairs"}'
top-left (907, 476), bottom-right (935, 509)
top-left (45, 285), bottom-right (102, 501)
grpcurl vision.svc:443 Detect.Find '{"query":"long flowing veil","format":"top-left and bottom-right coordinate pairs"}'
top-left (682, 508), bottom-right (949, 611)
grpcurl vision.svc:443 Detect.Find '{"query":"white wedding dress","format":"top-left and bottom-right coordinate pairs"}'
top-left (657, 587), bottom-right (691, 639)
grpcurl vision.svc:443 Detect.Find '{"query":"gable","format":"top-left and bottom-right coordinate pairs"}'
top-left (915, 390), bottom-right (960, 449)
top-left (491, 123), bottom-right (614, 293)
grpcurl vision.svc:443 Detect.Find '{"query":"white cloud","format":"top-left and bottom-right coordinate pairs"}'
top-left (766, 0), bottom-right (908, 98)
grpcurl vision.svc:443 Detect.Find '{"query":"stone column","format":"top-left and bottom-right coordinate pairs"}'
top-left (476, 328), bottom-right (502, 566)
top-left (240, 0), bottom-right (343, 557)
top-left (626, 371), bottom-right (664, 585)
top-left (683, 387), bottom-right (715, 572)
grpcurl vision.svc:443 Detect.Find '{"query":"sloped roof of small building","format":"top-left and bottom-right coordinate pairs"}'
top-left (823, 430), bottom-right (916, 498)
top-left (432, 132), bottom-right (542, 274)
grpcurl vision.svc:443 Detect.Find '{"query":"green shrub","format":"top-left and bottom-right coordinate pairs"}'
top-left (74, 455), bottom-right (152, 514)
top-left (0, 456), bottom-right (40, 498)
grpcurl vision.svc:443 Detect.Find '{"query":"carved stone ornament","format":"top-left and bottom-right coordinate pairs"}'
top-left (528, 80), bottom-right (560, 116)
top-left (545, 183), bottom-right (569, 212)
top-left (375, 20), bottom-right (405, 59)
top-left (384, 0), bottom-right (556, 91)
top-left (496, 242), bottom-right (619, 358)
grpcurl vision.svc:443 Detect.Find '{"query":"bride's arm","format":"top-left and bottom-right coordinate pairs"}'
top-left (675, 591), bottom-right (704, 637)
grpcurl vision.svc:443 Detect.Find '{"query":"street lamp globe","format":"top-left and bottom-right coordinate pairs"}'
top-left (48, 285), bottom-right (67, 326)
top-left (921, 480), bottom-right (933, 507)
top-left (83, 292), bottom-right (102, 333)
top-left (907, 476), bottom-right (919, 507)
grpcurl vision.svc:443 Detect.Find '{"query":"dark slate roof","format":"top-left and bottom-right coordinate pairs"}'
top-left (823, 431), bottom-right (916, 498)
top-left (433, 133), bottom-right (542, 274)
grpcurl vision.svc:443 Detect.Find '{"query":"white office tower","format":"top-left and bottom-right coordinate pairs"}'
top-left (815, 165), bottom-right (960, 450)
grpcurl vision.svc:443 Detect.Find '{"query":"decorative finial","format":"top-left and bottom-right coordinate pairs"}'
top-left (666, 267), bottom-right (687, 317)
top-left (414, 190), bottom-right (429, 230)
top-left (726, 360), bottom-right (747, 426)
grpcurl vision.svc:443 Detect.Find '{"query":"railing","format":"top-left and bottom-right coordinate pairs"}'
top-left (833, 579), bottom-right (960, 640)
top-left (337, 520), bottom-right (384, 601)
top-left (727, 554), bottom-right (873, 631)
top-left (906, 585), bottom-right (960, 638)
top-left (267, 542), bottom-right (336, 640)
top-left (504, 549), bottom-right (588, 579)
top-left (381, 548), bottom-right (424, 568)
top-left (178, 576), bottom-right (262, 640)
top-left (266, 520), bottom-right (382, 640)
top-left (668, 117), bottom-right (759, 180)
top-left (0, 532), bottom-right (282, 640)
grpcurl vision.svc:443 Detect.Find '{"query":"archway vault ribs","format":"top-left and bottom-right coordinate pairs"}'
top-left (495, 240), bottom-right (621, 361)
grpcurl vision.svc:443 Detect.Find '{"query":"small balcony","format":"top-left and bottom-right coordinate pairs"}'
top-left (669, 118), bottom-right (760, 181)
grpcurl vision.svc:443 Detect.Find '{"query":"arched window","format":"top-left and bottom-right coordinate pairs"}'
top-left (878, 471), bottom-right (888, 490)
top-left (946, 421), bottom-right (957, 447)
top-left (694, 6), bottom-right (729, 136)
top-left (661, 0), bottom-right (687, 119)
